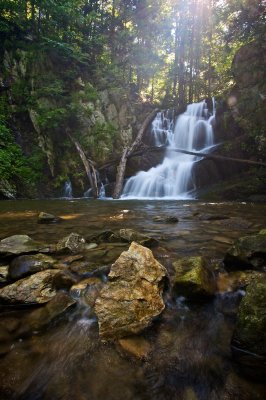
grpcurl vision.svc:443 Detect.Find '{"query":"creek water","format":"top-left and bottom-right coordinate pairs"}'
top-left (0, 199), bottom-right (266, 400)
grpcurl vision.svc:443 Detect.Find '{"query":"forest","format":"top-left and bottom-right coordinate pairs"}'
top-left (0, 0), bottom-right (265, 199)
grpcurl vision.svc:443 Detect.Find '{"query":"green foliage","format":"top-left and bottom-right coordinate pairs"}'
top-left (36, 105), bottom-right (67, 130)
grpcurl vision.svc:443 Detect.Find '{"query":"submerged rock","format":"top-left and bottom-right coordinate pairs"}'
top-left (38, 212), bottom-right (61, 224)
top-left (232, 277), bottom-right (266, 381)
top-left (9, 254), bottom-right (58, 280)
top-left (153, 216), bottom-right (179, 223)
top-left (118, 336), bottom-right (151, 359)
top-left (70, 277), bottom-right (103, 306)
top-left (87, 230), bottom-right (123, 244)
top-left (0, 269), bottom-right (60, 304)
top-left (118, 229), bottom-right (158, 247)
top-left (0, 235), bottom-right (50, 256)
top-left (224, 234), bottom-right (266, 271)
top-left (95, 242), bottom-right (167, 339)
top-left (172, 256), bottom-right (216, 298)
top-left (56, 233), bottom-right (86, 253)
top-left (17, 292), bottom-right (76, 337)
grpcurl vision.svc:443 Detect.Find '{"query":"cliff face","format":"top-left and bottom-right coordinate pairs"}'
top-left (195, 40), bottom-right (266, 200)
top-left (0, 45), bottom-right (143, 198)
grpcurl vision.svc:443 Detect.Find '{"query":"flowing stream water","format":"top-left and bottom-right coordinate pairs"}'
top-left (122, 101), bottom-right (215, 199)
top-left (0, 199), bottom-right (266, 400)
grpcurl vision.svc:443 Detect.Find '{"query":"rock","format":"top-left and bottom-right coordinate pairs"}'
top-left (38, 212), bottom-right (61, 224)
top-left (70, 277), bottom-right (103, 306)
top-left (118, 229), bottom-right (158, 248)
top-left (9, 254), bottom-right (58, 280)
top-left (217, 270), bottom-right (264, 292)
top-left (87, 230), bottom-right (123, 244)
top-left (259, 229), bottom-right (266, 236)
top-left (0, 235), bottom-right (50, 256)
top-left (52, 270), bottom-right (77, 290)
top-left (153, 216), bottom-right (179, 223)
top-left (212, 236), bottom-right (234, 245)
top-left (172, 256), bottom-right (216, 298)
top-left (17, 293), bottom-right (76, 337)
top-left (0, 269), bottom-right (60, 304)
top-left (84, 243), bottom-right (98, 250)
top-left (95, 242), bottom-right (167, 339)
top-left (0, 265), bottom-right (9, 283)
top-left (118, 336), bottom-right (151, 359)
top-left (56, 233), bottom-right (86, 253)
top-left (199, 214), bottom-right (229, 221)
top-left (224, 234), bottom-right (266, 271)
top-left (232, 277), bottom-right (266, 381)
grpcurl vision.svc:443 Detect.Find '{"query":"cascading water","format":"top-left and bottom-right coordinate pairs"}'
top-left (122, 100), bottom-right (215, 199)
top-left (63, 180), bottom-right (73, 198)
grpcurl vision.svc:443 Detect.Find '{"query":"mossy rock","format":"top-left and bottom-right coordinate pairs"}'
top-left (233, 277), bottom-right (266, 355)
top-left (224, 234), bottom-right (266, 271)
top-left (172, 256), bottom-right (216, 298)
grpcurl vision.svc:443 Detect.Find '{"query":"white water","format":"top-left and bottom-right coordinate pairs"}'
top-left (63, 180), bottom-right (73, 198)
top-left (122, 100), bottom-right (215, 199)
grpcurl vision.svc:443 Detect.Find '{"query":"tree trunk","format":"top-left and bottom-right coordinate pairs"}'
top-left (67, 131), bottom-right (99, 198)
top-left (112, 108), bottom-right (159, 199)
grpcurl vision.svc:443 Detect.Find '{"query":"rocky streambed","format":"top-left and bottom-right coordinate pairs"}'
top-left (0, 199), bottom-right (266, 400)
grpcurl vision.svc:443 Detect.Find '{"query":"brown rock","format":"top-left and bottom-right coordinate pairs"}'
top-left (95, 242), bottom-right (167, 339)
top-left (118, 336), bottom-right (151, 359)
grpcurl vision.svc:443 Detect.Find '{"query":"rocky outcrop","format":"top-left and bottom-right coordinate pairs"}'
top-left (224, 233), bottom-right (266, 271)
top-left (56, 233), bottom-right (86, 253)
top-left (0, 269), bottom-right (60, 304)
top-left (172, 256), bottom-right (216, 298)
top-left (232, 277), bottom-right (266, 381)
top-left (95, 242), bottom-right (167, 339)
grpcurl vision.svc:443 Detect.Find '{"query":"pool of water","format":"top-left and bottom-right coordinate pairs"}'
top-left (0, 199), bottom-right (265, 399)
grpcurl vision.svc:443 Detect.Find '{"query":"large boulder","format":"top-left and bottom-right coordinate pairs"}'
top-left (0, 269), bottom-right (60, 304)
top-left (172, 256), bottom-right (216, 298)
top-left (232, 277), bottom-right (266, 381)
top-left (224, 234), bottom-right (266, 271)
top-left (9, 254), bottom-right (58, 280)
top-left (95, 242), bottom-right (167, 339)
top-left (0, 235), bottom-right (50, 256)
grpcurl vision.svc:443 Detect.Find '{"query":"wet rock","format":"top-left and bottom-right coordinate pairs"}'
top-left (0, 269), bottom-right (60, 304)
top-left (118, 336), bottom-right (151, 359)
top-left (0, 235), bottom-right (50, 256)
top-left (17, 292), bottom-right (76, 337)
top-left (84, 243), bottom-right (98, 250)
top-left (224, 234), bottom-right (266, 271)
top-left (218, 217), bottom-right (253, 230)
top-left (52, 270), bottom-right (77, 290)
top-left (0, 265), bottom-right (8, 283)
top-left (60, 254), bottom-right (84, 265)
top-left (213, 236), bottom-right (234, 245)
top-left (172, 256), bottom-right (216, 298)
top-left (259, 229), bottom-right (266, 236)
top-left (56, 233), bottom-right (86, 253)
top-left (153, 216), bottom-right (179, 223)
top-left (87, 230), bottom-right (123, 244)
top-left (118, 229), bottom-right (158, 248)
top-left (95, 242), bottom-right (167, 339)
top-left (38, 212), bottom-right (61, 224)
top-left (217, 270), bottom-right (264, 292)
top-left (70, 277), bottom-right (103, 306)
top-left (232, 277), bottom-right (266, 381)
top-left (199, 214), bottom-right (229, 221)
top-left (9, 254), bottom-right (58, 280)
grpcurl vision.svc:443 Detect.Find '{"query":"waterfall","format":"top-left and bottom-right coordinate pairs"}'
top-left (63, 180), bottom-right (73, 198)
top-left (84, 182), bottom-right (106, 198)
top-left (122, 100), bottom-right (215, 199)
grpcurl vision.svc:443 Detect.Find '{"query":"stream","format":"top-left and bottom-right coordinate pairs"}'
top-left (0, 199), bottom-right (266, 400)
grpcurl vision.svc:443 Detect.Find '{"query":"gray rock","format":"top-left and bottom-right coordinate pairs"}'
top-left (95, 242), bottom-right (167, 339)
top-left (9, 254), bottom-right (58, 280)
top-left (56, 233), bottom-right (86, 253)
top-left (0, 235), bottom-right (50, 256)
top-left (0, 269), bottom-right (60, 304)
